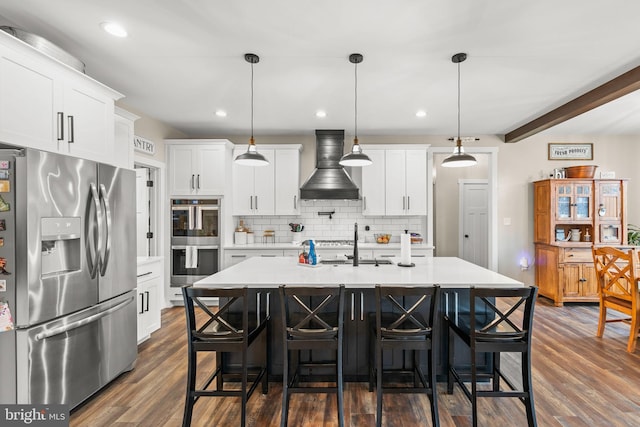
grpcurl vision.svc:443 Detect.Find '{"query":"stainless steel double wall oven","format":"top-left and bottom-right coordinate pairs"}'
top-left (170, 199), bottom-right (220, 289)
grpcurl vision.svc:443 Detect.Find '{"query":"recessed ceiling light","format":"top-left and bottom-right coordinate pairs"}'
top-left (100, 22), bottom-right (128, 38)
top-left (215, 110), bottom-right (227, 117)
top-left (316, 110), bottom-right (327, 118)
top-left (416, 110), bottom-right (427, 118)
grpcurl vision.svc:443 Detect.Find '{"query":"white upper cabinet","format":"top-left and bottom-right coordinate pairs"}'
top-left (0, 32), bottom-right (122, 164)
top-left (232, 144), bottom-right (301, 216)
top-left (232, 148), bottom-right (275, 215)
top-left (167, 140), bottom-right (231, 196)
top-left (274, 147), bottom-right (301, 215)
top-left (114, 107), bottom-right (139, 170)
top-left (360, 149), bottom-right (386, 215)
top-left (361, 145), bottom-right (428, 216)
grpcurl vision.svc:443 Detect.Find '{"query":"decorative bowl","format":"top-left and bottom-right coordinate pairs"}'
top-left (375, 233), bottom-right (391, 244)
top-left (565, 165), bottom-right (597, 178)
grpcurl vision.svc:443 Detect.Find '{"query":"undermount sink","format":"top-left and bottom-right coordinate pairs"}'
top-left (320, 258), bottom-right (393, 265)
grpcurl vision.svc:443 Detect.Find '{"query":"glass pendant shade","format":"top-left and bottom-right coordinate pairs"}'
top-left (235, 137), bottom-right (269, 166)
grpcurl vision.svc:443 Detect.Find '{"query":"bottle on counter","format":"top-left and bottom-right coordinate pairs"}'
top-left (308, 240), bottom-right (317, 265)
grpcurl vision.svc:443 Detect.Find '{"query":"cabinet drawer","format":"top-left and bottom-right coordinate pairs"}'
top-left (560, 248), bottom-right (593, 263)
top-left (136, 260), bottom-right (162, 281)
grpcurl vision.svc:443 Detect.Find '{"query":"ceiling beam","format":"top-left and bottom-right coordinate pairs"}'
top-left (504, 65), bottom-right (640, 143)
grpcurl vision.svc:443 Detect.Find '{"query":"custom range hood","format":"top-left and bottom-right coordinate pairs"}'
top-left (300, 130), bottom-right (360, 200)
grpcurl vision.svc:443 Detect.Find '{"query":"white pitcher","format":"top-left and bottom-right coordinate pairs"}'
top-left (569, 228), bottom-right (581, 242)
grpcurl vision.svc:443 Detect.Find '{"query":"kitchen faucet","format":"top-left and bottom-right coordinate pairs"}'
top-left (353, 222), bottom-right (359, 266)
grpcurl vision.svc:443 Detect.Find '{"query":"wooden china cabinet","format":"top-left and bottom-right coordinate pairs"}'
top-left (534, 178), bottom-right (628, 306)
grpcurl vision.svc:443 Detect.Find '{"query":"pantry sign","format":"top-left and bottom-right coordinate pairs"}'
top-left (548, 143), bottom-right (593, 160)
top-left (133, 135), bottom-right (155, 155)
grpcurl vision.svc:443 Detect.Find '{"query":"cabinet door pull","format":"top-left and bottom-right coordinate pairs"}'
top-left (67, 115), bottom-right (74, 143)
top-left (197, 174), bottom-right (200, 189)
top-left (136, 271), bottom-right (152, 278)
top-left (407, 196), bottom-right (410, 210)
top-left (250, 196), bottom-right (253, 210)
top-left (402, 196), bottom-right (406, 210)
top-left (57, 112), bottom-right (64, 141)
top-left (363, 196), bottom-right (367, 211)
top-left (145, 291), bottom-right (150, 312)
top-left (260, 254), bottom-right (276, 257)
top-left (351, 293), bottom-right (355, 321)
top-left (139, 292), bottom-right (145, 315)
top-left (579, 278), bottom-right (587, 282)
top-left (191, 175), bottom-right (195, 190)
top-left (293, 195), bottom-right (297, 209)
top-left (445, 292), bottom-right (450, 317)
top-left (255, 195), bottom-right (258, 210)
top-left (360, 291), bottom-right (364, 321)
top-left (231, 254), bottom-right (247, 258)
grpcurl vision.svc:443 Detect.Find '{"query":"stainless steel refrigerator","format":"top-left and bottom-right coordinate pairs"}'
top-left (0, 146), bottom-right (137, 408)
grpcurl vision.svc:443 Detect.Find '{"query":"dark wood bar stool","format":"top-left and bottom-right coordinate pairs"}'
top-left (181, 286), bottom-right (269, 427)
top-left (446, 286), bottom-right (538, 427)
top-left (368, 285), bottom-right (440, 427)
top-left (279, 285), bottom-right (345, 427)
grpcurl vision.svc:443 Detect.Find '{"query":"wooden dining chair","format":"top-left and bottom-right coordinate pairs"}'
top-left (592, 246), bottom-right (640, 352)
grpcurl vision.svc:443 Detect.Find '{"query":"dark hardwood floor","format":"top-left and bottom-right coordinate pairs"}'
top-left (70, 298), bottom-right (640, 426)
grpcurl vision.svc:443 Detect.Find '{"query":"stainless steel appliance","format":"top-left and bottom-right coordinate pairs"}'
top-left (0, 147), bottom-right (137, 408)
top-left (170, 199), bottom-right (220, 289)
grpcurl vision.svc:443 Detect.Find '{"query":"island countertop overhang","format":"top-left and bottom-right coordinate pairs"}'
top-left (194, 256), bottom-right (523, 289)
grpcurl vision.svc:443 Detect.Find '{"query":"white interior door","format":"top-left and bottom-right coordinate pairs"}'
top-left (459, 180), bottom-right (489, 268)
top-left (136, 168), bottom-right (149, 256)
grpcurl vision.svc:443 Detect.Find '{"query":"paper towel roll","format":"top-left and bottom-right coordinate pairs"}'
top-left (400, 233), bottom-right (411, 265)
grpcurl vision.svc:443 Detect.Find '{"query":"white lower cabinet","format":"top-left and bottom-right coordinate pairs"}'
top-left (224, 249), bottom-right (301, 269)
top-left (136, 258), bottom-right (163, 344)
top-left (372, 248), bottom-right (433, 263)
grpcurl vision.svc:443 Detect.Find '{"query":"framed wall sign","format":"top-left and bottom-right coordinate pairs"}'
top-left (548, 143), bottom-right (593, 160)
top-left (134, 135), bottom-right (156, 155)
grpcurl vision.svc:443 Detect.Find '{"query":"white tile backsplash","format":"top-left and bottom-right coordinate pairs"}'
top-left (235, 200), bottom-right (426, 243)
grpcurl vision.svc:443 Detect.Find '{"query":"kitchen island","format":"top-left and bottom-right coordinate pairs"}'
top-left (194, 256), bottom-right (523, 380)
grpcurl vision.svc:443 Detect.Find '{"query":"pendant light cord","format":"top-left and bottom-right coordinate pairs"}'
top-left (250, 60), bottom-right (254, 140)
top-left (354, 61), bottom-right (358, 139)
top-left (457, 60), bottom-right (461, 141)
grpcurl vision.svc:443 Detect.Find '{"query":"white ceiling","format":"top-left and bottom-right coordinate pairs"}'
top-left (1, 0), bottom-right (640, 139)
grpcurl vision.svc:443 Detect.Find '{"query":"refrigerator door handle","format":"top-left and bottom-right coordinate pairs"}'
top-left (99, 184), bottom-right (112, 276)
top-left (89, 184), bottom-right (103, 279)
top-left (34, 296), bottom-right (134, 341)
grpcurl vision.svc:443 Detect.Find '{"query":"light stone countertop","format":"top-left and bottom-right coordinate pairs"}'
top-left (195, 256), bottom-right (522, 289)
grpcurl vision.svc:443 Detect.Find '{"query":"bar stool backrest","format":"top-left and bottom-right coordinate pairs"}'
top-left (375, 285), bottom-right (439, 338)
top-left (469, 287), bottom-right (538, 348)
top-left (183, 286), bottom-right (250, 343)
top-left (279, 286), bottom-right (345, 340)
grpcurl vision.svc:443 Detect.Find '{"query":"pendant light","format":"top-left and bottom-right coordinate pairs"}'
top-left (442, 52), bottom-right (477, 168)
top-left (235, 53), bottom-right (269, 166)
top-left (340, 53), bottom-right (372, 167)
